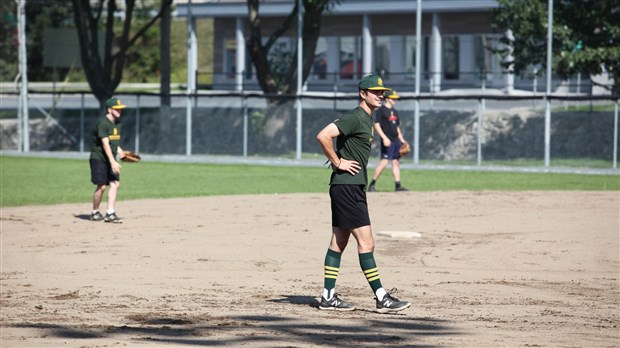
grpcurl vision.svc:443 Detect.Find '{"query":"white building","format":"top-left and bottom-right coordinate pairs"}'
top-left (174, 0), bottom-right (575, 94)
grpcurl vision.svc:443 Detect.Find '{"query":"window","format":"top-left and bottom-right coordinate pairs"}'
top-left (224, 39), bottom-right (253, 80)
top-left (423, 37), bottom-right (432, 80)
top-left (443, 36), bottom-right (459, 80)
top-left (224, 39), bottom-right (236, 79)
top-left (374, 36), bottom-right (390, 79)
top-left (311, 37), bottom-right (328, 80)
top-left (405, 36), bottom-right (415, 79)
top-left (474, 35), bottom-right (500, 80)
top-left (339, 36), bottom-right (361, 79)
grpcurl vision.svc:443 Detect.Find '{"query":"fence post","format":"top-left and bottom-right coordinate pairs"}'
top-left (242, 91), bottom-right (248, 158)
top-left (614, 99), bottom-right (618, 169)
top-left (477, 98), bottom-right (483, 166)
top-left (79, 93), bottom-right (84, 153)
top-left (135, 94), bottom-right (141, 154)
top-left (333, 73), bottom-right (337, 112)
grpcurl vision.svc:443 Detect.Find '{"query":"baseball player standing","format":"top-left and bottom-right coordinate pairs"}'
top-left (315, 74), bottom-right (411, 313)
top-left (368, 89), bottom-right (409, 192)
top-left (89, 97), bottom-right (127, 223)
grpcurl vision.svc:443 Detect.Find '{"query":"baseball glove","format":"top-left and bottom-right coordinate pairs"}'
top-left (120, 150), bottom-right (141, 163)
top-left (399, 141), bottom-right (410, 157)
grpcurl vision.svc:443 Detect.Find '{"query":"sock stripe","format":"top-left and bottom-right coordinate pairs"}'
top-left (367, 275), bottom-right (380, 282)
top-left (324, 275), bottom-right (338, 279)
top-left (325, 265), bottom-right (339, 271)
top-left (365, 271), bottom-right (379, 279)
top-left (325, 270), bottom-right (339, 276)
top-left (363, 267), bottom-right (378, 275)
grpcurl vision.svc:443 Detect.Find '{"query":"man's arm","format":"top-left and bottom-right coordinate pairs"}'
top-left (374, 122), bottom-right (391, 147)
top-left (101, 137), bottom-right (121, 175)
top-left (316, 123), bottom-right (360, 175)
top-left (396, 126), bottom-right (407, 144)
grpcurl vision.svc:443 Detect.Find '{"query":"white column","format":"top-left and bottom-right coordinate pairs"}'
top-left (362, 14), bottom-right (372, 76)
top-left (431, 13), bottom-right (442, 93)
top-left (185, 1), bottom-right (197, 156)
top-left (414, 0), bottom-right (422, 164)
top-left (235, 17), bottom-right (245, 92)
top-left (18, 0), bottom-right (29, 152)
top-left (295, 0), bottom-right (303, 160)
top-left (544, 0), bottom-right (553, 167)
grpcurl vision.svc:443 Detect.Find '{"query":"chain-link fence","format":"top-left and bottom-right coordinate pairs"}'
top-left (1, 91), bottom-right (618, 173)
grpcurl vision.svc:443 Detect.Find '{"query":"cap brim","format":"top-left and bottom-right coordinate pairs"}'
top-left (367, 87), bottom-right (391, 91)
top-left (111, 105), bottom-right (127, 109)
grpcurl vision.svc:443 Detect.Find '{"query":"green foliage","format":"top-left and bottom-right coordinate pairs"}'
top-left (269, 44), bottom-right (294, 89)
top-left (0, 1), bottom-right (213, 85)
top-left (0, 0), bottom-right (74, 82)
top-left (169, 18), bottom-right (213, 85)
top-left (0, 1), bottom-right (18, 81)
top-left (493, 0), bottom-right (620, 94)
top-left (122, 19), bottom-right (160, 83)
top-left (1, 155), bottom-right (618, 207)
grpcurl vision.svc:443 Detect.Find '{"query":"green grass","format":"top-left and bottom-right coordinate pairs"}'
top-left (420, 158), bottom-right (616, 169)
top-left (1, 156), bottom-right (618, 207)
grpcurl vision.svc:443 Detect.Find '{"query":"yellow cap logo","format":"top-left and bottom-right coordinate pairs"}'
top-left (378, 78), bottom-right (383, 86)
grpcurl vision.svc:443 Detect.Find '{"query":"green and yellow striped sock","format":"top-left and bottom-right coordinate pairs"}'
top-left (323, 249), bottom-right (342, 299)
top-left (359, 252), bottom-right (383, 293)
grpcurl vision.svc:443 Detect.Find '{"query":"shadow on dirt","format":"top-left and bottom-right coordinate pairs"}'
top-left (73, 214), bottom-right (92, 221)
top-left (9, 295), bottom-right (458, 347)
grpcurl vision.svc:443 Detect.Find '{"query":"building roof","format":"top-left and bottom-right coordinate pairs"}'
top-left (175, 0), bottom-right (499, 18)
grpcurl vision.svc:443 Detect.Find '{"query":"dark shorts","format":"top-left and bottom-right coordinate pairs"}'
top-left (90, 159), bottom-right (120, 185)
top-left (380, 140), bottom-right (401, 160)
top-left (329, 184), bottom-right (371, 230)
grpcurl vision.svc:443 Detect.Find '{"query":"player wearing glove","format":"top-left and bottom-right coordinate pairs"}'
top-left (315, 74), bottom-right (411, 313)
top-left (88, 97), bottom-right (128, 223)
top-left (368, 89), bottom-right (409, 192)
top-left (120, 150), bottom-right (141, 163)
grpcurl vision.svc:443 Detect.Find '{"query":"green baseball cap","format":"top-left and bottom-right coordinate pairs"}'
top-left (105, 97), bottom-right (127, 109)
top-left (384, 90), bottom-right (400, 99)
top-left (358, 74), bottom-right (391, 91)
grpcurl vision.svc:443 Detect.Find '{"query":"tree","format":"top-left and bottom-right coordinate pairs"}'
top-left (493, 0), bottom-right (620, 94)
top-left (246, 0), bottom-right (335, 105)
top-left (0, 1), bottom-right (18, 81)
top-left (0, 0), bottom-right (74, 82)
top-left (70, 0), bottom-right (173, 107)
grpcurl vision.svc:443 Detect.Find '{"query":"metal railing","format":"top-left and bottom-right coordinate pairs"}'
top-left (1, 89), bottom-right (618, 174)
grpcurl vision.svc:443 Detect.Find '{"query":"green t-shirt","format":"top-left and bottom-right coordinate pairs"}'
top-left (329, 106), bottom-right (374, 187)
top-left (90, 116), bottom-right (122, 162)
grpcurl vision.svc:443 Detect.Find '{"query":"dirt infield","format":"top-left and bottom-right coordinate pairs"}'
top-left (1, 191), bottom-right (618, 347)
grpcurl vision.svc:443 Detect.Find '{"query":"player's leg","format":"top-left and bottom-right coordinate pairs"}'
top-left (319, 227), bottom-right (356, 311)
top-left (352, 226), bottom-right (411, 313)
top-left (90, 159), bottom-right (108, 221)
top-left (319, 185), bottom-right (362, 311)
top-left (369, 144), bottom-right (391, 191)
top-left (369, 159), bottom-right (389, 191)
top-left (392, 158), bottom-right (407, 191)
top-left (104, 180), bottom-right (121, 223)
top-left (91, 185), bottom-right (106, 221)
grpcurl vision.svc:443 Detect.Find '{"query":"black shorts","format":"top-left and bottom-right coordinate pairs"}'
top-left (380, 140), bottom-right (401, 160)
top-left (329, 184), bottom-right (371, 230)
top-left (90, 159), bottom-right (120, 185)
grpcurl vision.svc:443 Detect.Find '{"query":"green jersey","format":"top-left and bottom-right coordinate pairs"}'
top-left (330, 106), bottom-right (374, 187)
top-left (90, 116), bottom-right (122, 162)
